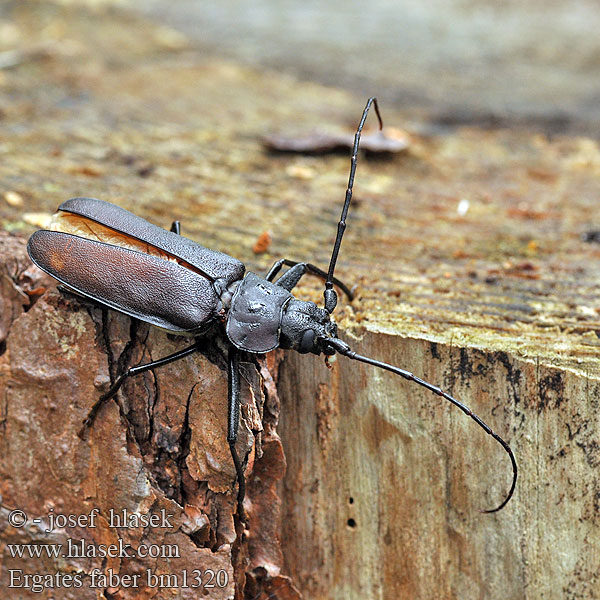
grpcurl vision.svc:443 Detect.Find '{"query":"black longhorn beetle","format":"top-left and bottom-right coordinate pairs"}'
top-left (27, 98), bottom-right (517, 520)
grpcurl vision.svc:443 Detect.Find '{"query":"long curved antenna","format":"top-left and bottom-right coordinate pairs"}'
top-left (323, 97), bottom-right (383, 314)
top-left (325, 337), bottom-right (517, 513)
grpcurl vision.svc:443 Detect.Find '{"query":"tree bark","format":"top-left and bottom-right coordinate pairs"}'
top-left (0, 232), bottom-right (299, 599)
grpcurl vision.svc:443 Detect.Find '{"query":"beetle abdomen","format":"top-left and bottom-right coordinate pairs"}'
top-left (28, 230), bottom-right (219, 333)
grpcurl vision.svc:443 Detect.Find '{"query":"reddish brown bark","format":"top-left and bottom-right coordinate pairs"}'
top-left (0, 233), bottom-right (297, 599)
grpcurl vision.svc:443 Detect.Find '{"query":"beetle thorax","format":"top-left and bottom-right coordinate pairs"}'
top-left (224, 273), bottom-right (336, 354)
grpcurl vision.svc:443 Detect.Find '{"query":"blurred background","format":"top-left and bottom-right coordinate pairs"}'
top-left (139, 0), bottom-right (600, 137)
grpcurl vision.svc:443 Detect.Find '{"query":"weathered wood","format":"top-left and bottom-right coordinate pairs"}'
top-left (0, 2), bottom-right (599, 599)
top-left (279, 336), bottom-right (600, 599)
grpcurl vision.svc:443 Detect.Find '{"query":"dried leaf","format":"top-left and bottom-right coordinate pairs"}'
top-left (253, 231), bottom-right (272, 254)
top-left (67, 164), bottom-right (104, 177)
top-left (263, 127), bottom-right (410, 154)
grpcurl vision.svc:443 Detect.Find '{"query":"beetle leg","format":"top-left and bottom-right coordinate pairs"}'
top-left (265, 259), bottom-right (354, 300)
top-left (78, 341), bottom-right (200, 439)
top-left (170, 220), bottom-right (181, 235)
top-left (264, 258), bottom-right (286, 281)
top-left (227, 346), bottom-right (247, 522)
top-left (265, 258), bottom-right (354, 300)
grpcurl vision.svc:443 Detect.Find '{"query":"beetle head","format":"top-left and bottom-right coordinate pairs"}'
top-left (279, 298), bottom-right (338, 355)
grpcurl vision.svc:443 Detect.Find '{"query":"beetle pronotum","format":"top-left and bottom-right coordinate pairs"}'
top-left (27, 98), bottom-right (517, 521)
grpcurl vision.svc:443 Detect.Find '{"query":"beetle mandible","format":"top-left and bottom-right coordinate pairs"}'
top-left (27, 98), bottom-right (517, 520)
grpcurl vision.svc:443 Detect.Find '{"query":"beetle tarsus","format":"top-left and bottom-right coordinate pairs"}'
top-left (226, 347), bottom-right (247, 522)
top-left (77, 418), bottom-right (93, 440)
top-left (77, 374), bottom-right (126, 439)
top-left (79, 342), bottom-right (202, 439)
top-left (229, 441), bottom-right (247, 523)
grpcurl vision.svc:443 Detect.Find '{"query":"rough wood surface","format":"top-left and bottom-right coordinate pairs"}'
top-left (0, 2), bottom-right (599, 599)
top-left (279, 337), bottom-right (600, 599)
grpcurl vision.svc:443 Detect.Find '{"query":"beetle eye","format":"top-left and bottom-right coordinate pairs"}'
top-left (299, 329), bottom-right (316, 354)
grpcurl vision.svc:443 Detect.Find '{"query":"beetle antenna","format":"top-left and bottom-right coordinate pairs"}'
top-left (324, 337), bottom-right (517, 513)
top-left (323, 97), bottom-right (383, 314)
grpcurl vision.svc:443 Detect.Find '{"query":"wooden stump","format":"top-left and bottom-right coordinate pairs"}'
top-left (278, 335), bottom-right (600, 599)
